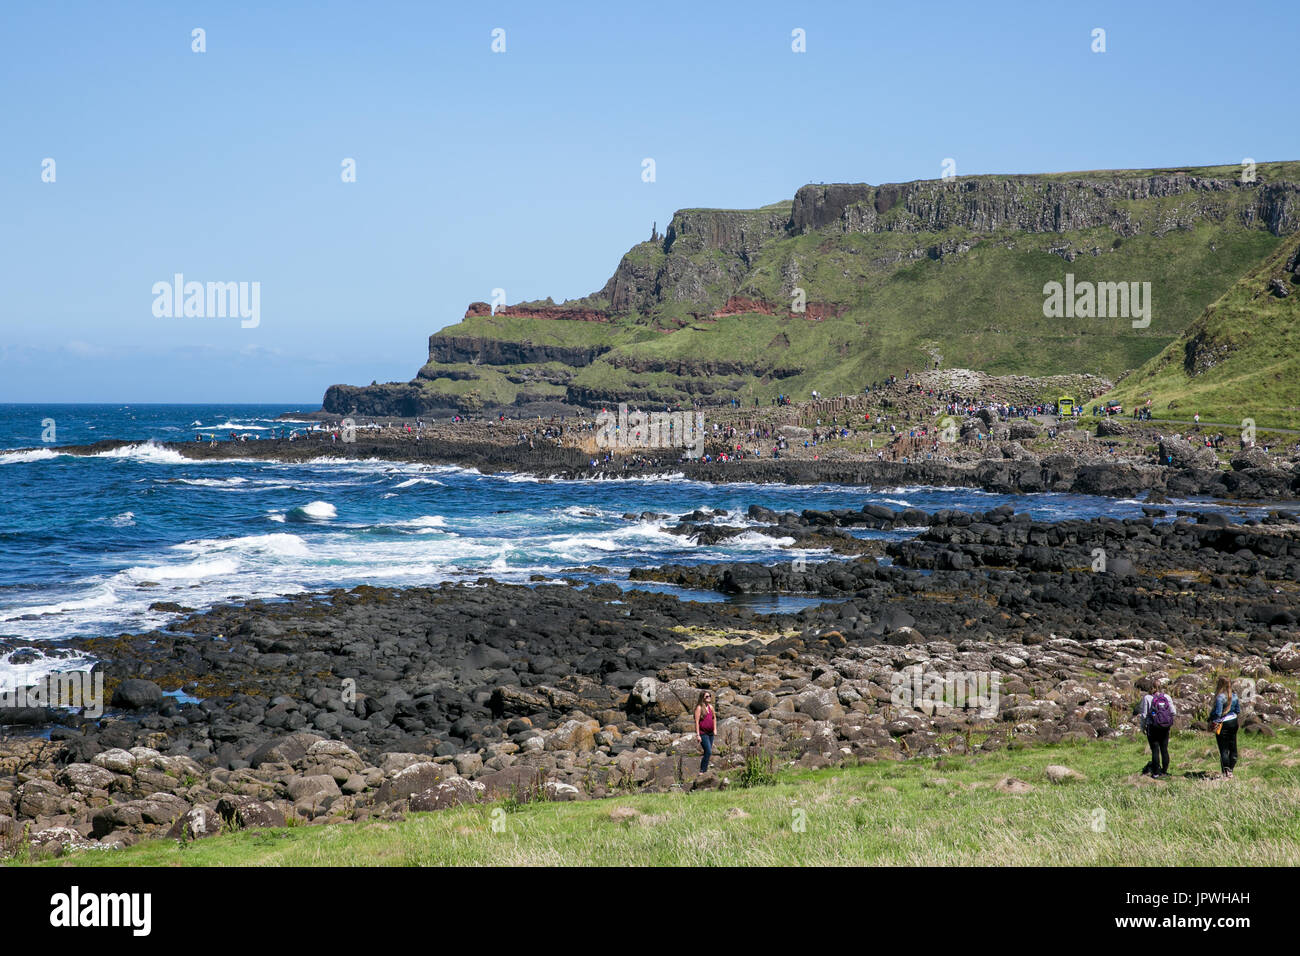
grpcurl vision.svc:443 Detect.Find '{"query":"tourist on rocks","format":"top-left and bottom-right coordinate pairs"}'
top-left (1138, 687), bottom-right (1176, 778)
top-left (1209, 677), bottom-right (1241, 778)
top-left (695, 691), bottom-right (717, 773)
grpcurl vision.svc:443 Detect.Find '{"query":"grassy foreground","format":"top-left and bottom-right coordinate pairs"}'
top-left (22, 728), bottom-right (1300, 867)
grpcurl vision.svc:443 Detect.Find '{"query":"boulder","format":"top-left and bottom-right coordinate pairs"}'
top-left (378, 752), bottom-right (426, 775)
top-left (216, 795), bottom-right (286, 830)
top-left (477, 765), bottom-right (545, 800)
top-left (545, 719), bottom-right (600, 752)
top-left (794, 686), bottom-right (844, 721)
top-left (56, 763), bottom-right (115, 794)
top-left (29, 826), bottom-right (99, 855)
top-left (111, 679), bottom-right (163, 710)
top-left (91, 794), bottom-right (188, 837)
top-left (166, 805), bottom-right (223, 840)
top-left (543, 780), bottom-right (582, 801)
top-left (285, 774), bottom-right (341, 802)
top-left (1230, 447), bottom-right (1273, 471)
top-left (1271, 644), bottom-right (1300, 673)
top-left (249, 733), bottom-right (325, 769)
top-left (639, 678), bottom-right (700, 720)
top-left (91, 748), bottom-right (137, 774)
top-left (628, 677), bottom-right (659, 711)
top-left (15, 781), bottom-right (63, 819)
top-left (376, 761), bottom-right (451, 803)
top-left (409, 777), bottom-right (486, 811)
top-left (1158, 437), bottom-right (1216, 469)
top-left (304, 739), bottom-right (362, 767)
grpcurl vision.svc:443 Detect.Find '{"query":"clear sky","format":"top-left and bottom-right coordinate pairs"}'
top-left (2, 0), bottom-right (1296, 402)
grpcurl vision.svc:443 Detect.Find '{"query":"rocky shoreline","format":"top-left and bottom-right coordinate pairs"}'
top-left (3, 503), bottom-right (1299, 857)
top-left (33, 431), bottom-right (1300, 502)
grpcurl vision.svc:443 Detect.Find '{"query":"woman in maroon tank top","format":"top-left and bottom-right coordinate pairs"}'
top-left (695, 691), bottom-right (716, 773)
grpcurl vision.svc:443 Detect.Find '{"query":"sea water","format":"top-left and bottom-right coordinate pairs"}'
top-left (0, 403), bottom-right (1269, 685)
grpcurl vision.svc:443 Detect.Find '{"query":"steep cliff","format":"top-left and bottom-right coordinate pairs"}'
top-left (789, 173), bottom-right (1298, 237)
top-left (322, 161), bottom-right (1300, 418)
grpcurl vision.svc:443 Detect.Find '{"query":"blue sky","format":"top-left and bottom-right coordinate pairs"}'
top-left (2, 0), bottom-right (1296, 402)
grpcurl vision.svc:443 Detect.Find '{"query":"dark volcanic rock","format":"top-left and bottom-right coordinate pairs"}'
top-left (111, 679), bottom-right (164, 711)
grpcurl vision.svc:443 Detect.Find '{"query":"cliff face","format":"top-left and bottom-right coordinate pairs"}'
top-left (790, 175), bottom-right (1299, 238)
top-left (423, 334), bottom-right (610, 370)
top-left (597, 205), bottom-right (792, 314)
top-left (321, 161), bottom-right (1300, 418)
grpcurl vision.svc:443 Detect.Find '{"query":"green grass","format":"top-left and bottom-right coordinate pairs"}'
top-left (22, 729), bottom-right (1300, 867)
top-left (1102, 232), bottom-right (1300, 429)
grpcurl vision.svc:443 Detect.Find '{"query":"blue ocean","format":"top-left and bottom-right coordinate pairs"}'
top-left (0, 404), bottom-right (1265, 686)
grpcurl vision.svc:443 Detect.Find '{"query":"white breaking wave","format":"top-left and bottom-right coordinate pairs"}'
top-left (542, 521), bottom-right (684, 558)
top-left (394, 477), bottom-right (445, 488)
top-left (583, 471), bottom-right (689, 483)
top-left (0, 448), bottom-right (60, 464)
top-left (395, 515), bottom-right (447, 529)
top-left (173, 476), bottom-right (250, 487)
top-left (90, 442), bottom-right (190, 464)
top-left (174, 532), bottom-right (311, 559)
top-left (0, 650), bottom-right (99, 694)
top-left (123, 557), bottom-right (239, 583)
top-left (0, 583), bottom-right (120, 622)
top-left (288, 500), bottom-right (337, 521)
top-left (728, 531), bottom-right (797, 548)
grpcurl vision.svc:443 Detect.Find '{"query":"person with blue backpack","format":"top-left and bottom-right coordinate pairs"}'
top-left (1209, 676), bottom-right (1241, 778)
top-left (1139, 686), bottom-right (1177, 778)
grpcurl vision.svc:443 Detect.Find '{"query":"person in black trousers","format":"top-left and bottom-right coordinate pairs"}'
top-left (1209, 676), bottom-right (1241, 777)
top-left (1139, 689), bottom-right (1176, 777)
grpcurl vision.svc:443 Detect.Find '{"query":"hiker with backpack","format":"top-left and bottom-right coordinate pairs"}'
top-left (1139, 687), bottom-right (1177, 777)
top-left (1209, 677), bottom-right (1241, 778)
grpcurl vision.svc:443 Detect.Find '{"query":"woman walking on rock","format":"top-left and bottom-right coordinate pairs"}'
top-left (1209, 677), bottom-right (1241, 778)
top-left (695, 691), bottom-right (716, 773)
